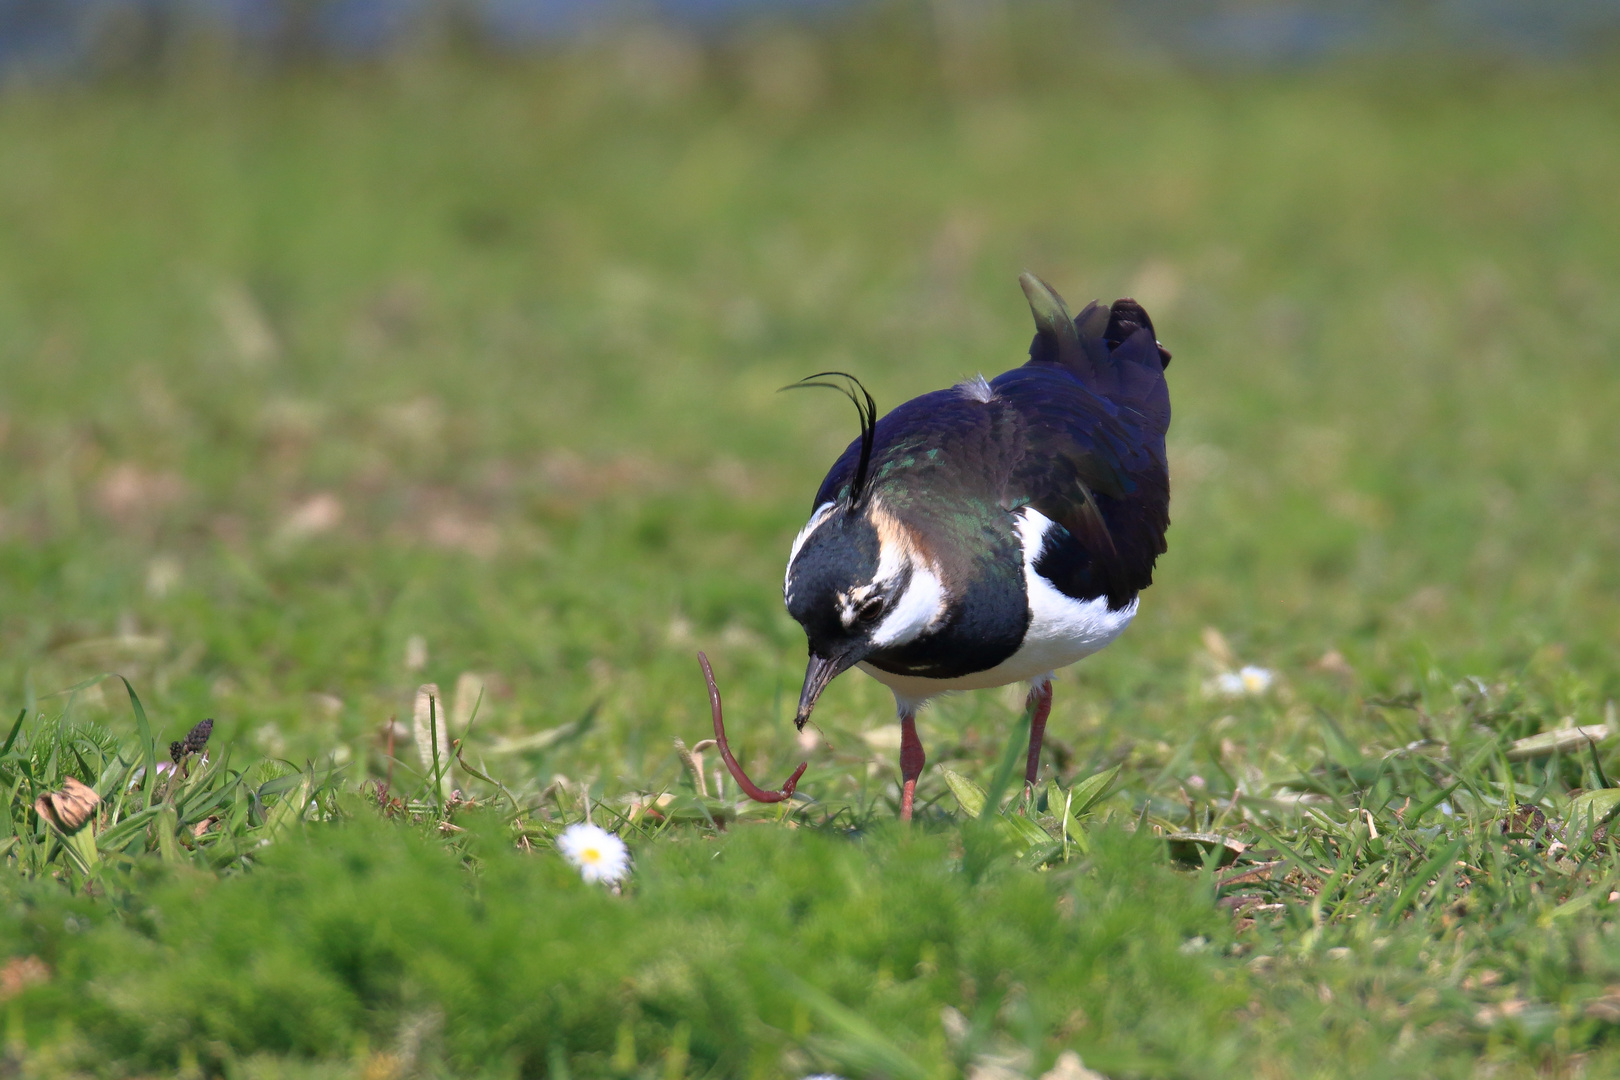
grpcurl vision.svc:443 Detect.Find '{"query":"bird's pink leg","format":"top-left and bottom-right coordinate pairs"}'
top-left (899, 710), bottom-right (926, 822)
top-left (1025, 679), bottom-right (1054, 789)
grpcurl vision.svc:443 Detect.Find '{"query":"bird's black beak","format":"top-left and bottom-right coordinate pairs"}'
top-left (796, 652), bottom-right (851, 730)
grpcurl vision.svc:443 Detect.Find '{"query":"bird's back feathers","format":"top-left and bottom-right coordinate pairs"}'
top-left (812, 281), bottom-right (1171, 613)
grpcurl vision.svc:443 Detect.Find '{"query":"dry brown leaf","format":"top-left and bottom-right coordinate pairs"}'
top-left (0, 956), bottom-right (49, 1001)
top-left (34, 777), bottom-right (100, 833)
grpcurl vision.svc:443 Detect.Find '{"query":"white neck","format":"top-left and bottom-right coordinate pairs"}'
top-left (868, 558), bottom-right (947, 648)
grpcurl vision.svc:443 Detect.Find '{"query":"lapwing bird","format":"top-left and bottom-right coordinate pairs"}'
top-left (783, 274), bottom-right (1171, 820)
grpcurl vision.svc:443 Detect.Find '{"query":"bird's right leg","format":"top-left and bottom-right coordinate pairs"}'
top-left (1024, 678), bottom-right (1054, 788)
top-left (1018, 678), bottom-right (1055, 812)
top-left (899, 710), bottom-right (926, 822)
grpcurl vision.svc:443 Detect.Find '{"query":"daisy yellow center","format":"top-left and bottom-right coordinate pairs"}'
top-left (580, 846), bottom-right (602, 864)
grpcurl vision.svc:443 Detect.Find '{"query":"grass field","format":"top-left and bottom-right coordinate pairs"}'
top-left (2, 11), bottom-right (1620, 1077)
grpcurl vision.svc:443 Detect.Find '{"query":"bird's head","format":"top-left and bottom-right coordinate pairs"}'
top-left (783, 499), bottom-right (946, 728)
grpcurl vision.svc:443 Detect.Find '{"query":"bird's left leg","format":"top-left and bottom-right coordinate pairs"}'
top-left (1023, 677), bottom-right (1054, 800)
top-left (899, 709), bottom-right (926, 822)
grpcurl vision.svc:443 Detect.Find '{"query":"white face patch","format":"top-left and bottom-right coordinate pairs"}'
top-left (868, 561), bottom-right (946, 648)
top-left (785, 497), bottom-right (949, 647)
top-left (864, 502), bottom-right (948, 648)
top-left (784, 501), bottom-right (837, 603)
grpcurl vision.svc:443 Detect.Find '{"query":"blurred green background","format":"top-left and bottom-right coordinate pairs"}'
top-left (3, 4), bottom-right (1620, 1076)
top-left (3, 6), bottom-right (1616, 794)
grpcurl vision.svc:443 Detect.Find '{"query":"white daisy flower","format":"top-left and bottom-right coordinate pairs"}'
top-left (1237, 665), bottom-right (1275, 694)
top-left (1208, 665), bottom-right (1276, 699)
top-left (556, 823), bottom-right (630, 885)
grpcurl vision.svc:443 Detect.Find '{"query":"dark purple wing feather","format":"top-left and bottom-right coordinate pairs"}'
top-left (811, 294), bottom-right (1171, 610)
top-left (1004, 297), bottom-right (1171, 607)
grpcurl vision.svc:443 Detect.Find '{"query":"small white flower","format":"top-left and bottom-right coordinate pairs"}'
top-left (1237, 665), bottom-right (1274, 694)
top-left (1209, 665), bottom-right (1275, 699)
top-left (556, 823), bottom-right (630, 885)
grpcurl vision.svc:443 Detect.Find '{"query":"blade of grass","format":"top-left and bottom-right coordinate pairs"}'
top-left (61, 826), bottom-right (101, 877)
top-left (154, 806), bottom-right (184, 865)
top-left (1381, 839), bottom-right (1467, 926)
top-left (1, 709), bottom-right (24, 757)
top-left (1246, 822), bottom-right (1326, 885)
top-left (780, 971), bottom-right (931, 1080)
top-left (0, 776), bottom-right (19, 839)
top-left (1589, 738), bottom-right (1612, 791)
top-left (1406, 780), bottom-right (1462, 827)
top-left (1146, 736), bottom-right (1201, 798)
top-left (95, 805), bottom-right (166, 854)
top-left (454, 745), bottom-right (523, 818)
top-left (1325, 858), bottom-right (1398, 924)
top-left (462, 686), bottom-right (486, 742)
top-left (176, 770), bottom-right (246, 827)
top-left (1069, 764), bottom-right (1122, 818)
top-left (259, 770), bottom-right (314, 841)
top-left (980, 708), bottom-right (1032, 820)
top-left (429, 691), bottom-right (446, 810)
top-left (941, 768), bottom-right (987, 817)
top-left (116, 676), bottom-right (158, 805)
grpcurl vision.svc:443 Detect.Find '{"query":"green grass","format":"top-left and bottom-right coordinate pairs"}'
top-left (2, 11), bottom-right (1620, 1077)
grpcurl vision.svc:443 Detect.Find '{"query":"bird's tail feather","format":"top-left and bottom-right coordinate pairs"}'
top-left (1019, 273), bottom-right (1171, 424)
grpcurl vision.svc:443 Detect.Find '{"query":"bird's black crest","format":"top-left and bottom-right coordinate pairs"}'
top-left (782, 371), bottom-right (878, 509)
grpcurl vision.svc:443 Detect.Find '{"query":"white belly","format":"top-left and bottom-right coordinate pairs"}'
top-left (858, 507), bottom-right (1137, 711)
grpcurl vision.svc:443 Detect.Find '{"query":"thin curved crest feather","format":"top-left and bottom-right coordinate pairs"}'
top-left (781, 371), bottom-right (878, 509)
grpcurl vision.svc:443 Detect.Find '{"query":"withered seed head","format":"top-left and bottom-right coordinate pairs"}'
top-left (171, 719), bottom-right (215, 763)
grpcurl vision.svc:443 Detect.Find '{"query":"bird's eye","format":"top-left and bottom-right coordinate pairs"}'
top-left (856, 596), bottom-right (885, 625)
